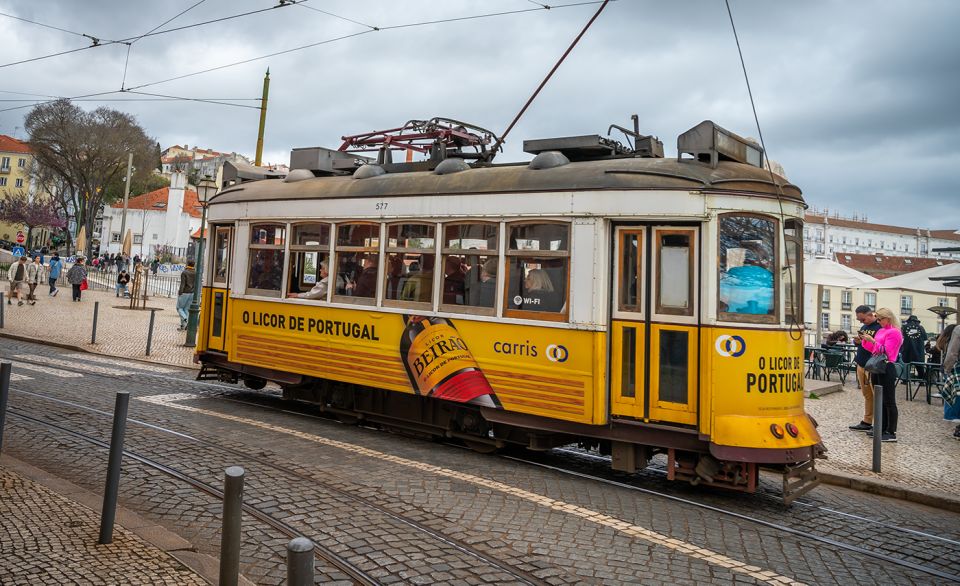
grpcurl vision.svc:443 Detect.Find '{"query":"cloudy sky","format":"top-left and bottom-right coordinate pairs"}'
top-left (1, 1), bottom-right (957, 229)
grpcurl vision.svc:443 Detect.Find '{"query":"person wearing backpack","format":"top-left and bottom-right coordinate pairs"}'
top-left (47, 251), bottom-right (63, 296)
top-left (25, 255), bottom-right (44, 305)
top-left (6, 256), bottom-right (28, 306)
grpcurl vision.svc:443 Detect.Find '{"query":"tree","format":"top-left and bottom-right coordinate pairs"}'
top-left (24, 99), bottom-right (156, 259)
top-left (0, 190), bottom-right (67, 249)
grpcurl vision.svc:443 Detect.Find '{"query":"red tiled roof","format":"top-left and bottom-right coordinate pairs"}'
top-left (110, 186), bottom-right (202, 218)
top-left (805, 213), bottom-right (960, 241)
top-left (834, 252), bottom-right (958, 279)
top-left (190, 227), bottom-right (208, 239)
top-left (0, 135), bottom-right (31, 155)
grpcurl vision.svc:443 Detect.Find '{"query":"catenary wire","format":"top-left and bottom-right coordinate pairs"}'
top-left (295, 3), bottom-right (378, 30)
top-left (128, 0), bottom-right (207, 44)
top-left (123, 90), bottom-right (262, 109)
top-left (0, 10), bottom-right (103, 41)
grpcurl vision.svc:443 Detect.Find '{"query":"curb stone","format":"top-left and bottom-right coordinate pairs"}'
top-left (0, 331), bottom-right (200, 371)
top-left (818, 469), bottom-right (960, 513)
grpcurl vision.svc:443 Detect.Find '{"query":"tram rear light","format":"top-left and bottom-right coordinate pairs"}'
top-left (769, 424), bottom-right (784, 439)
top-left (785, 422), bottom-right (799, 438)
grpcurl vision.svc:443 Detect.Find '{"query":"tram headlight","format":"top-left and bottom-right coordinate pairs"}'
top-left (785, 422), bottom-right (799, 438)
top-left (769, 423), bottom-right (785, 439)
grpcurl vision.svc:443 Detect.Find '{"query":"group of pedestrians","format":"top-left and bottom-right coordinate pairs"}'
top-left (6, 256), bottom-right (46, 306)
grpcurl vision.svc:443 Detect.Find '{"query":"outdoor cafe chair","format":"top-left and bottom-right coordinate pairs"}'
top-left (820, 351), bottom-right (846, 383)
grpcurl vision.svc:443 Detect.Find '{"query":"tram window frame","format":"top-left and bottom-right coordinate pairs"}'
top-left (286, 222), bottom-right (333, 302)
top-left (212, 226), bottom-right (231, 286)
top-left (246, 223), bottom-right (287, 298)
top-left (503, 221), bottom-right (570, 322)
top-left (439, 222), bottom-right (499, 316)
top-left (717, 212), bottom-right (779, 325)
top-left (332, 222), bottom-right (381, 306)
top-left (382, 222), bottom-right (437, 311)
top-left (654, 229), bottom-right (695, 317)
top-left (783, 219), bottom-right (803, 325)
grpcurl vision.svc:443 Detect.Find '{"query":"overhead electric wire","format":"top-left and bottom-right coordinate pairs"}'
top-left (0, 10), bottom-right (106, 42)
top-left (123, 90), bottom-right (262, 109)
top-left (0, 90), bottom-right (124, 114)
top-left (128, 0), bottom-right (207, 44)
top-left (124, 0), bottom-right (608, 92)
top-left (295, 3), bottom-right (378, 30)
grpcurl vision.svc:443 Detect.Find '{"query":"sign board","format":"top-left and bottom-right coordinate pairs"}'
top-left (15, 231), bottom-right (25, 244)
top-left (11, 246), bottom-right (25, 258)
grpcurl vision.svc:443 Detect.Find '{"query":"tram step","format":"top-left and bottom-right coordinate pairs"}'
top-left (782, 460), bottom-right (821, 505)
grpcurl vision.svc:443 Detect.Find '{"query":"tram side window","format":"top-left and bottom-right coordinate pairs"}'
top-left (334, 223), bottom-right (380, 302)
top-left (213, 227), bottom-right (231, 285)
top-left (384, 222), bottom-right (436, 307)
top-left (247, 224), bottom-right (286, 297)
top-left (718, 214), bottom-right (777, 322)
top-left (441, 223), bottom-right (498, 313)
top-left (287, 223), bottom-right (333, 301)
top-left (784, 219), bottom-right (803, 324)
top-left (505, 223), bottom-right (569, 319)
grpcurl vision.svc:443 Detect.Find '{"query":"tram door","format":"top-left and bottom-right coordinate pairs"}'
top-left (610, 226), bottom-right (699, 426)
top-left (204, 225), bottom-right (233, 353)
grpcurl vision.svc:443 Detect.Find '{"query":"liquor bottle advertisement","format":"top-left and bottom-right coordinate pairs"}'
top-left (400, 315), bottom-right (502, 408)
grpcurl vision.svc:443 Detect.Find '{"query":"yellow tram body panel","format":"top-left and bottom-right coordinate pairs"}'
top-left (221, 297), bottom-right (606, 425)
top-left (702, 327), bottom-right (819, 450)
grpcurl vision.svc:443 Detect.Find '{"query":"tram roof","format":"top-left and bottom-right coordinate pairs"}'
top-left (209, 156), bottom-right (803, 207)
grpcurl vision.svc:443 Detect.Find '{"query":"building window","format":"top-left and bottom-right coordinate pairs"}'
top-left (133, 234), bottom-right (143, 244)
top-left (111, 232), bottom-right (121, 243)
top-left (384, 222), bottom-right (436, 308)
top-left (0, 156), bottom-right (9, 170)
top-left (247, 223), bottom-right (286, 297)
top-left (841, 290), bottom-right (852, 310)
top-left (287, 223), bottom-right (331, 301)
top-left (821, 289), bottom-right (830, 309)
top-left (152, 233), bottom-right (158, 240)
top-left (864, 291), bottom-right (876, 308)
top-left (0, 178), bottom-right (6, 187)
top-left (841, 314), bottom-right (852, 332)
top-left (821, 312), bottom-right (830, 332)
top-left (17, 158), bottom-right (25, 168)
top-left (334, 222), bottom-right (380, 303)
top-left (900, 295), bottom-right (913, 315)
top-left (14, 178), bottom-right (23, 188)
top-left (938, 297), bottom-right (949, 307)
top-left (920, 243), bottom-right (928, 254)
top-left (505, 222), bottom-right (569, 319)
top-left (440, 222), bottom-right (498, 313)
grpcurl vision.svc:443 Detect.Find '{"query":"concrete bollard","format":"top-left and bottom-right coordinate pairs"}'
top-left (872, 384), bottom-right (883, 473)
top-left (98, 391), bottom-right (130, 544)
top-left (91, 301), bottom-right (100, 344)
top-left (219, 466), bottom-right (245, 586)
top-left (0, 362), bottom-right (11, 453)
top-left (287, 537), bottom-right (315, 585)
top-left (145, 308), bottom-right (158, 356)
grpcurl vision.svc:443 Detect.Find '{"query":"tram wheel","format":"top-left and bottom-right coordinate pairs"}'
top-left (242, 377), bottom-right (267, 390)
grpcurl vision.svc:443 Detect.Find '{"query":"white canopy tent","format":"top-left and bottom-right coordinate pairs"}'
top-left (865, 262), bottom-right (960, 295)
top-left (803, 257), bottom-right (877, 345)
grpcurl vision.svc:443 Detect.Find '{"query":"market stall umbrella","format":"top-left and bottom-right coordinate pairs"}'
top-left (75, 226), bottom-right (86, 257)
top-left (121, 229), bottom-right (133, 256)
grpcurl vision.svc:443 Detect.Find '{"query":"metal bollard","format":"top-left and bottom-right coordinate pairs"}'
top-left (287, 537), bottom-right (315, 585)
top-left (219, 466), bottom-right (245, 586)
top-left (145, 308), bottom-right (157, 356)
top-left (872, 384), bottom-right (883, 473)
top-left (91, 301), bottom-right (100, 344)
top-left (98, 391), bottom-right (130, 544)
top-left (0, 362), bottom-right (11, 453)
top-left (0, 291), bottom-right (4, 329)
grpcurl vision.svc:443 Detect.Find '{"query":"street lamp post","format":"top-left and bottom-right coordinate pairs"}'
top-left (185, 178), bottom-right (217, 347)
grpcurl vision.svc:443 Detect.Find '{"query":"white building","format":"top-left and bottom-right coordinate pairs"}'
top-left (99, 173), bottom-right (201, 259)
top-left (803, 210), bottom-right (960, 260)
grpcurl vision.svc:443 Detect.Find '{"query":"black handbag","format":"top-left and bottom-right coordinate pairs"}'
top-left (863, 347), bottom-right (888, 374)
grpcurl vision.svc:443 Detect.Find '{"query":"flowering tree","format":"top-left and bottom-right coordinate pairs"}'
top-left (0, 190), bottom-right (67, 249)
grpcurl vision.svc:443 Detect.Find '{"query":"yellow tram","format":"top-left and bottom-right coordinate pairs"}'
top-left (196, 118), bottom-right (821, 502)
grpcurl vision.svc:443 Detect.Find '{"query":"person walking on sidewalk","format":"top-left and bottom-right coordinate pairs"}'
top-left (939, 324), bottom-right (960, 440)
top-left (176, 260), bottom-right (196, 331)
top-left (116, 269), bottom-right (131, 297)
top-left (47, 251), bottom-right (63, 296)
top-left (25, 256), bottom-right (44, 305)
top-left (849, 305), bottom-right (882, 432)
top-left (66, 257), bottom-right (88, 302)
top-left (860, 307), bottom-right (904, 443)
top-left (7, 256), bottom-right (28, 306)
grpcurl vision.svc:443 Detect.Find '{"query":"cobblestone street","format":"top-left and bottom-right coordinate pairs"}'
top-left (1, 338), bottom-right (959, 584)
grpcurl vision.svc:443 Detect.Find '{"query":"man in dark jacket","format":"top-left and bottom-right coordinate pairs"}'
top-left (901, 315), bottom-right (928, 377)
top-left (849, 305), bottom-right (881, 432)
top-left (176, 261), bottom-right (196, 331)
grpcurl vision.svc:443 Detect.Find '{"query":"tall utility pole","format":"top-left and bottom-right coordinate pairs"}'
top-left (254, 69), bottom-right (270, 166)
top-left (119, 153), bottom-right (133, 249)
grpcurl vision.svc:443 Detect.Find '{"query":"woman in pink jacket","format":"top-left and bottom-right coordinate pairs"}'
top-left (861, 307), bottom-right (904, 442)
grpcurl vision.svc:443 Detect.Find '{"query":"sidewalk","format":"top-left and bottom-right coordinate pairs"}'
top-left (0, 286), bottom-right (196, 369)
top-left (0, 456), bottom-right (214, 585)
top-left (805, 378), bottom-right (960, 510)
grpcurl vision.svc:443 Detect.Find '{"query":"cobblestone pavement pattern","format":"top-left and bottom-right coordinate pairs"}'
top-left (0, 464), bottom-right (207, 585)
top-left (1, 339), bottom-right (959, 584)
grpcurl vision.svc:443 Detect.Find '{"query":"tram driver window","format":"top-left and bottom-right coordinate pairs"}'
top-left (440, 223), bottom-right (498, 313)
top-left (384, 222), bottom-right (436, 308)
top-left (247, 223), bottom-right (286, 297)
top-left (505, 223), bottom-right (569, 319)
top-left (718, 214), bottom-right (777, 322)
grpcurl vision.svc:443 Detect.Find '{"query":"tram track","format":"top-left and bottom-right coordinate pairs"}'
top-left (4, 349), bottom-right (960, 582)
top-left (6, 389), bottom-right (552, 586)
